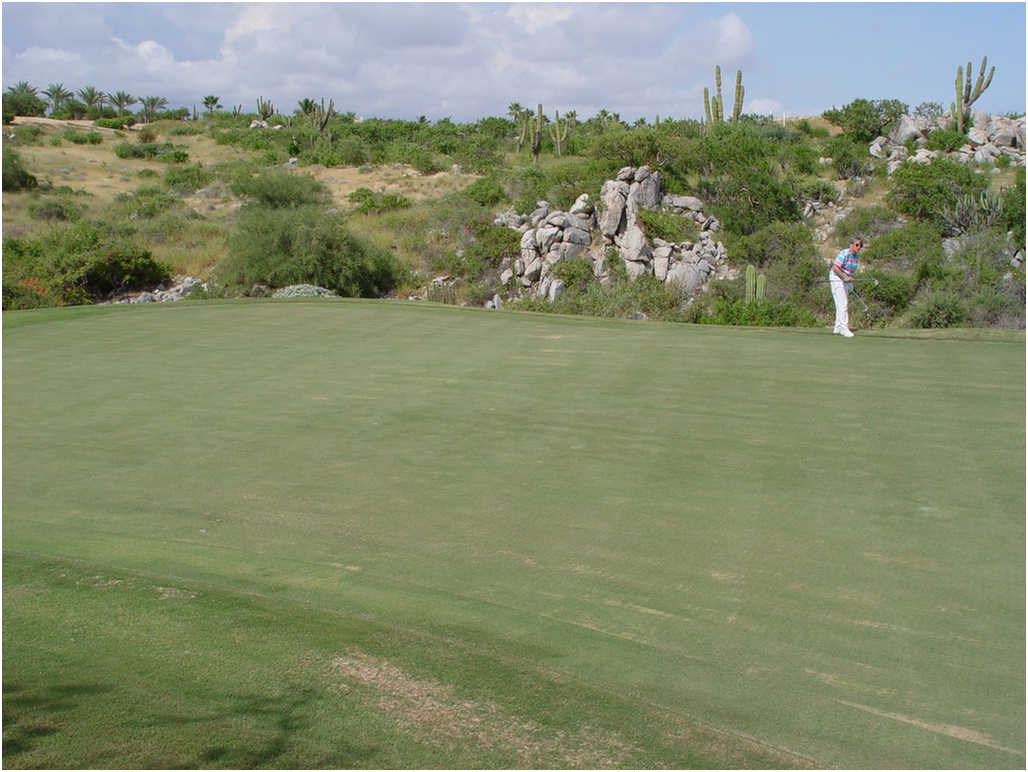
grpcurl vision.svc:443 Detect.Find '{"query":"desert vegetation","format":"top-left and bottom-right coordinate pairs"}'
top-left (2, 81), bottom-right (1025, 329)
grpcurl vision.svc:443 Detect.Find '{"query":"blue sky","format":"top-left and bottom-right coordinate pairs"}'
top-left (2, 2), bottom-right (1024, 122)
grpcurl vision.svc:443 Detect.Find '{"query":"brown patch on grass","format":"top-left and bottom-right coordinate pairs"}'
top-left (331, 651), bottom-right (640, 768)
top-left (837, 700), bottom-right (1024, 758)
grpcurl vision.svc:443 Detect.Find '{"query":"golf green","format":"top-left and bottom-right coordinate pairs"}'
top-left (4, 300), bottom-right (1024, 768)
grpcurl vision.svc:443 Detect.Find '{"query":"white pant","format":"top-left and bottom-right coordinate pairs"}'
top-left (829, 272), bottom-right (851, 331)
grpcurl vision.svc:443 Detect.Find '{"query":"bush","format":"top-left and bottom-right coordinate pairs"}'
top-left (94, 117), bottom-right (134, 129)
top-left (3, 150), bottom-right (38, 191)
top-left (114, 142), bottom-right (187, 163)
top-left (28, 196), bottom-right (84, 222)
top-left (2, 222), bottom-right (171, 308)
top-left (462, 177), bottom-right (509, 207)
top-left (888, 157), bottom-right (986, 228)
top-left (905, 288), bottom-right (969, 328)
top-left (163, 164), bottom-right (215, 194)
top-left (347, 189), bottom-right (412, 215)
top-left (637, 208), bottom-right (698, 243)
top-left (832, 205), bottom-right (903, 242)
top-left (63, 129), bottom-right (102, 145)
top-left (701, 296), bottom-right (819, 327)
top-left (824, 135), bottom-right (871, 179)
top-left (230, 169), bottom-right (328, 208)
top-left (822, 98), bottom-right (908, 143)
top-left (548, 256), bottom-right (595, 293)
top-left (924, 127), bottom-right (968, 152)
top-left (861, 269), bottom-right (918, 313)
top-left (999, 169), bottom-right (1026, 246)
top-left (219, 205), bottom-right (404, 297)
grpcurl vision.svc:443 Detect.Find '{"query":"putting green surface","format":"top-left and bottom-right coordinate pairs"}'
top-left (4, 301), bottom-right (1025, 768)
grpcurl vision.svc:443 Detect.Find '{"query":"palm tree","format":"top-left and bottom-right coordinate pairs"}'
top-left (296, 98), bottom-right (317, 116)
top-left (41, 82), bottom-right (72, 114)
top-left (77, 85), bottom-right (104, 112)
top-left (507, 102), bottom-right (524, 122)
top-left (107, 91), bottom-right (137, 116)
top-left (202, 95), bottom-right (221, 115)
top-left (140, 96), bottom-right (168, 123)
top-left (7, 81), bottom-right (38, 98)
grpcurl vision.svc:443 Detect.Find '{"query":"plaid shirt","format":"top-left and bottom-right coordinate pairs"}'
top-left (834, 247), bottom-right (859, 280)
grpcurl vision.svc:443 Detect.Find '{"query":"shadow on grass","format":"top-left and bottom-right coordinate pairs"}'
top-left (3, 682), bottom-right (114, 757)
top-left (144, 688), bottom-right (374, 768)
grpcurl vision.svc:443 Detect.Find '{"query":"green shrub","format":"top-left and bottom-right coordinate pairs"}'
top-left (347, 189), bottom-right (412, 215)
top-left (163, 164), bottom-right (215, 193)
top-left (548, 256), bottom-right (595, 293)
top-left (861, 221), bottom-right (945, 274)
top-left (701, 296), bottom-right (819, 327)
top-left (62, 129), bottom-right (101, 145)
top-left (888, 157), bottom-right (986, 227)
top-left (822, 98), bottom-right (907, 143)
top-left (168, 125), bottom-right (202, 136)
top-left (2, 150), bottom-right (38, 191)
top-left (2, 222), bottom-right (170, 307)
top-left (94, 117), bottom-right (134, 129)
top-left (824, 135), bottom-right (871, 179)
top-left (726, 221), bottom-right (817, 268)
top-left (230, 168), bottom-right (328, 208)
top-left (28, 196), bottom-right (83, 222)
top-left (114, 141), bottom-right (187, 163)
top-left (999, 169), bottom-right (1026, 246)
top-left (861, 269), bottom-right (918, 313)
top-left (637, 209), bottom-right (698, 243)
top-left (116, 186), bottom-right (179, 219)
top-left (924, 128), bottom-right (968, 152)
top-left (905, 288), bottom-right (969, 328)
top-left (462, 177), bottom-right (509, 207)
top-left (512, 275), bottom-right (688, 322)
top-left (219, 205), bottom-right (404, 297)
top-left (832, 205), bottom-right (903, 242)
top-left (12, 125), bottom-right (43, 144)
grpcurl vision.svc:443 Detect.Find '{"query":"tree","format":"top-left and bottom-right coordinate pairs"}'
top-left (296, 98), bottom-right (317, 117)
top-left (822, 98), bottom-right (908, 143)
top-left (140, 95), bottom-right (168, 122)
top-left (202, 95), bottom-right (221, 115)
top-left (77, 85), bottom-right (104, 112)
top-left (107, 91), bottom-right (137, 115)
top-left (3, 82), bottom-right (46, 121)
top-left (41, 82), bottom-right (72, 114)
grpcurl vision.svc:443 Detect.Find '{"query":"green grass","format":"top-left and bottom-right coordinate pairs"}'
top-left (3, 301), bottom-right (1025, 768)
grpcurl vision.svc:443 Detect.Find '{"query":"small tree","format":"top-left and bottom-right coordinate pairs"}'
top-left (41, 82), bottom-right (72, 114)
top-left (107, 91), bottom-right (137, 116)
top-left (202, 95), bottom-right (221, 115)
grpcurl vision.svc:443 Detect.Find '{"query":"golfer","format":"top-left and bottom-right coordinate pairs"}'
top-left (830, 238), bottom-right (863, 337)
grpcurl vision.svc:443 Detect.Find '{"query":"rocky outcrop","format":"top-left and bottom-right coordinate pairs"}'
top-left (871, 109), bottom-right (1025, 173)
top-left (490, 166), bottom-right (730, 305)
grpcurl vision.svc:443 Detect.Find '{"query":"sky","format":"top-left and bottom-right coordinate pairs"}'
top-left (2, 2), bottom-right (1025, 123)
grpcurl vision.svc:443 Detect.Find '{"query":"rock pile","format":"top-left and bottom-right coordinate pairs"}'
top-left (871, 109), bottom-right (1025, 173)
top-left (100, 276), bottom-right (206, 305)
top-left (490, 165), bottom-right (730, 305)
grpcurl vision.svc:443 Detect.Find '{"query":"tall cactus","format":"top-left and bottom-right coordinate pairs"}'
top-left (548, 109), bottom-right (569, 157)
top-left (529, 104), bottom-right (543, 165)
top-left (732, 69), bottom-right (745, 123)
top-left (755, 273), bottom-right (766, 300)
top-left (951, 56), bottom-right (994, 133)
top-left (311, 97), bottom-right (334, 133)
top-left (256, 96), bottom-right (275, 121)
top-left (745, 264), bottom-right (756, 302)
top-left (704, 66), bottom-right (744, 127)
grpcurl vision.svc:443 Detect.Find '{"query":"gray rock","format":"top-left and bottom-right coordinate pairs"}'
top-left (889, 114), bottom-right (923, 145)
top-left (663, 194), bottom-right (705, 211)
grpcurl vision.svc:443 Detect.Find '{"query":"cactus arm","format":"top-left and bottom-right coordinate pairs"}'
top-left (715, 65), bottom-right (724, 123)
top-left (733, 70), bottom-right (744, 123)
top-left (703, 88), bottom-right (712, 126)
top-left (953, 66), bottom-right (965, 133)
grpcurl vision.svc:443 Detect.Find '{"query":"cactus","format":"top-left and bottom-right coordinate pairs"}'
top-left (256, 96), bottom-right (275, 121)
top-left (704, 66), bottom-right (744, 126)
top-left (952, 56), bottom-right (994, 133)
top-left (515, 111), bottom-right (529, 152)
top-left (756, 273), bottom-right (766, 300)
top-left (529, 104), bottom-right (543, 165)
top-left (548, 109), bottom-right (569, 156)
top-left (745, 263), bottom-right (756, 302)
top-left (732, 69), bottom-right (745, 123)
top-left (311, 97), bottom-right (334, 133)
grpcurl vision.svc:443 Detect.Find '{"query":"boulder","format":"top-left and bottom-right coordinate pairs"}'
top-left (617, 225), bottom-right (652, 264)
top-left (889, 114), bottom-right (923, 145)
top-left (663, 193), bottom-right (705, 211)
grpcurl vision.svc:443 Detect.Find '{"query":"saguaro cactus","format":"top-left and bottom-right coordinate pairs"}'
top-left (756, 273), bottom-right (766, 300)
top-left (952, 56), bottom-right (994, 133)
top-left (256, 96), bottom-right (275, 121)
top-left (745, 264), bottom-right (756, 302)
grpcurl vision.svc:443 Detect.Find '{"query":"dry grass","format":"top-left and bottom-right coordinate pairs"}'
top-left (332, 651), bottom-right (641, 768)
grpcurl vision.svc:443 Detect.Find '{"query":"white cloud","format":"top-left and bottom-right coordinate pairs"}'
top-left (748, 97), bottom-right (784, 117)
top-left (505, 4), bottom-right (575, 34)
